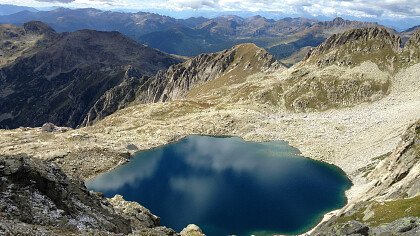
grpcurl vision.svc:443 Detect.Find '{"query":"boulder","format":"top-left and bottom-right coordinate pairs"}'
top-left (41, 122), bottom-right (56, 132)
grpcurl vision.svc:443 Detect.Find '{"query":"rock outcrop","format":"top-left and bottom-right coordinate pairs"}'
top-left (180, 224), bottom-right (205, 236)
top-left (0, 154), bottom-right (131, 234)
top-left (0, 154), bottom-right (178, 235)
top-left (402, 29), bottom-right (420, 64)
top-left (305, 27), bottom-right (401, 69)
top-left (0, 22), bottom-right (181, 129)
top-left (367, 120), bottom-right (420, 200)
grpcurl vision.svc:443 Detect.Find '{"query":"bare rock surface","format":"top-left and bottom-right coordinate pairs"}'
top-left (0, 154), bottom-right (179, 235)
top-left (180, 224), bottom-right (205, 236)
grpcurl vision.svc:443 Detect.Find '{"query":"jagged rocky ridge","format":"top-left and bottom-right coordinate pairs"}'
top-left (0, 21), bottom-right (181, 129)
top-left (83, 43), bottom-right (282, 125)
top-left (272, 27), bottom-right (420, 112)
top-left (0, 154), bottom-right (180, 235)
top-left (305, 27), bottom-right (401, 69)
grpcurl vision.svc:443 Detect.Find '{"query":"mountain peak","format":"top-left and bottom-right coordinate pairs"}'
top-left (332, 17), bottom-right (345, 23)
top-left (406, 29), bottom-right (420, 46)
top-left (307, 27), bottom-right (401, 57)
top-left (305, 27), bottom-right (401, 69)
top-left (23, 21), bottom-right (56, 35)
top-left (319, 17), bottom-right (378, 29)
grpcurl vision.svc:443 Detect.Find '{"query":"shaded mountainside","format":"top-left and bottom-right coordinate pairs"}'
top-left (0, 21), bottom-right (57, 66)
top-left (0, 154), bottom-right (179, 235)
top-left (310, 120), bottom-right (420, 235)
top-left (82, 43), bottom-right (282, 125)
top-left (0, 21), bottom-right (181, 129)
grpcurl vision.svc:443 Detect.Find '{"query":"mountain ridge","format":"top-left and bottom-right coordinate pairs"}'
top-left (0, 21), bottom-right (181, 129)
top-left (82, 43), bottom-right (283, 125)
top-left (0, 8), bottom-right (391, 65)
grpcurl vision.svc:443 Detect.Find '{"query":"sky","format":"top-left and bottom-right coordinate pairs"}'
top-left (1, 0), bottom-right (420, 30)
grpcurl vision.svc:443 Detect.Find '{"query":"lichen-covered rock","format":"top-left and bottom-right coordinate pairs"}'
top-left (109, 194), bottom-right (160, 229)
top-left (367, 120), bottom-right (420, 199)
top-left (0, 154), bottom-right (178, 235)
top-left (180, 224), bottom-right (205, 236)
top-left (41, 122), bottom-right (56, 132)
top-left (0, 154), bottom-right (131, 234)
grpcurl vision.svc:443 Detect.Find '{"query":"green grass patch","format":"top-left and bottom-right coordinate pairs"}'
top-left (336, 195), bottom-right (420, 227)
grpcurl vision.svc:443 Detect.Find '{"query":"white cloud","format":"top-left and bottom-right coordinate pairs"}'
top-left (1, 0), bottom-right (419, 20)
top-left (168, 0), bottom-right (219, 10)
top-left (165, 0), bottom-right (420, 19)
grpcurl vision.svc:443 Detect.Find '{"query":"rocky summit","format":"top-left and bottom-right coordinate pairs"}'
top-left (0, 21), bottom-right (181, 129)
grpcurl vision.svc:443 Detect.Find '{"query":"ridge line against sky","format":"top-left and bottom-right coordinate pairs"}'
top-left (1, 0), bottom-right (419, 30)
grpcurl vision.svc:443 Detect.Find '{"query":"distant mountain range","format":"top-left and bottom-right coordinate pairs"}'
top-left (0, 4), bottom-right (37, 15)
top-left (0, 8), bottom-right (395, 66)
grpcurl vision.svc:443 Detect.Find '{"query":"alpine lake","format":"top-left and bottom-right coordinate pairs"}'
top-left (87, 135), bottom-right (351, 236)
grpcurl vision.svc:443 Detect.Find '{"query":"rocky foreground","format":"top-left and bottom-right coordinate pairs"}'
top-left (0, 154), bottom-right (207, 235)
top-left (0, 27), bottom-right (419, 235)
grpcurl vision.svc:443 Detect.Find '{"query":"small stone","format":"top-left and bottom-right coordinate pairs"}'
top-left (126, 144), bottom-right (139, 151)
top-left (41, 123), bottom-right (56, 132)
top-left (180, 224), bottom-right (205, 236)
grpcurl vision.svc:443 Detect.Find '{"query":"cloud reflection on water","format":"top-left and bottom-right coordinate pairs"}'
top-left (177, 136), bottom-right (305, 186)
top-left (86, 149), bottom-right (164, 191)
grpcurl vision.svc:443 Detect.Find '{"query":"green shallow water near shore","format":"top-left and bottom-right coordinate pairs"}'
top-left (87, 135), bottom-right (351, 236)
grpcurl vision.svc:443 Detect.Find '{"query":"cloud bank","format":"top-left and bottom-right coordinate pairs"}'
top-left (2, 0), bottom-right (419, 21)
top-left (167, 0), bottom-right (420, 19)
top-left (35, 0), bottom-right (75, 3)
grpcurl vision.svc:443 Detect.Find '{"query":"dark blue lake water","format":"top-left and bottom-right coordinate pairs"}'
top-left (86, 135), bottom-right (351, 236)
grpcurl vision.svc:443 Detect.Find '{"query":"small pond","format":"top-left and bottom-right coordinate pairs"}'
top-left (87, 135), bottom-right (351, 235)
